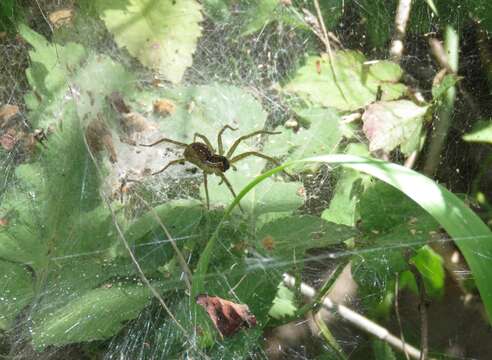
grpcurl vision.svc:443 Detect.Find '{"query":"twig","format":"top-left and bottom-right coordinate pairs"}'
top-left (283, 273), bottom-right (425, 360)
top-left (395, 274), bottom-right (411, 360)
top-left (410, 267), bottom-right (429, 360)
top-left (423, 26), bottom-right (459, 177)
top-left (313, 0), bottom-right (332, 56)
top-left (132, 192), bottom-right (192, 291)
top-left (390, 0), bottom-right (413, 62)
top-left (404, 150), bottom-right (418, 169)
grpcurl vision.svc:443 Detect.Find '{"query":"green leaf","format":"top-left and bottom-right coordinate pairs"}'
top-left (31, 284), bottom-right (152, 349)
top-left (357, 0), bottom-right (393, 48)
top-left (20, 25), bottom-right (134, 128)
top-left (20, 24), bottom-right (86, 128)
top-left (0, 0), bottom-right (14, 18)
top-left (432, 74), bottom-right (459, 100)
top-left (220, 154), bottom-right (492, 323)
top-left (284, 51), bottom-right (407, 112)
top-left (123, 200), bottom-right (204, 273)
top-left (321, 143), bottom-right (371, 226)
top-left (0, 260), bottom-right (34, 330)
top-left (263, 107), bottom-right (343, 164)
top-left (372, 339), bottom-right (397, 360)
top-left (463, 119), bottom-right (492, 144)
top-left (269, 282), bottom-right (297, 319)
top-left (203, 0), bottom-right (231, 21)
top-left (240, 0), bottom-right (304, 36)
top-left (255, 215), bottom-right (356, 260)
top-left (359, 181), bottom-right (438, 234)
top-left (410, 245), bottom-right (445, 298)
top-left (362, 100), bottom-right (429, 154)
top-left (97, 0), bottom-right (203, 84)
top-left (138, 84), bottom-right (303, 215)
top-left (0, 164), bottom-right (47, 270)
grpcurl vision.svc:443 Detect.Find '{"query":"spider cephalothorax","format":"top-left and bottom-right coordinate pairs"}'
top-left (141, 125), bottom-right (283, 210)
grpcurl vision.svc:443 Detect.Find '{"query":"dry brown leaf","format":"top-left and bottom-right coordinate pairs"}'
top-left (48, 9), bottom-right (74, 29)
top-left (262, 235), bottom-right (275, 251)
top-left (0, 128), bottom-right (18, 150)
top-left (153, 99), bottom-right (176, 116)
top-left (108, 92), bottom-right (131, 114)
top-left (196, 294), bottom-right (257, 337)
top-left (86, 117), bottom-right (117, 163)
top-left (0, 104), bottom-right (20, 126)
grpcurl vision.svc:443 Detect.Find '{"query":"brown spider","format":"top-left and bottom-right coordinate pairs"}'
top-left (140, 125), bottom-right (284, 210)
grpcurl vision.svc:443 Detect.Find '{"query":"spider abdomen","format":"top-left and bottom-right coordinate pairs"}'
top-left (185, 142), bottom-right (229, 174)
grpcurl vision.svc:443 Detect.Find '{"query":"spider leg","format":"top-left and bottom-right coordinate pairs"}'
top-left (218, 173), bottom-right (244, 212)
top-left (140, 138), bottom-right (187, 148)
top-left (226, 130), bottom-right (280, 159)
top-left (229, 151), bottom-right (296, 180)
top-left (203, 173), bottom-right (210, 210)
top-left (193, 133), bottom-right (214, 151)
top-left (217, 125), bottom-right (238, 155)
top-left (152, 158), bottom-right (186, 176)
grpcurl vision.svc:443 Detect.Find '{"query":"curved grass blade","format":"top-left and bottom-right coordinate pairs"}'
top-left (193, 155), bottom-right (492, 324)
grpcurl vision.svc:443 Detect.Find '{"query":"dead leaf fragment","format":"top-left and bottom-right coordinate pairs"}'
top-left (0, 129), bottom-right (18, 150)
top-left (153, 99), bottom-right (176, 116)
top-left (48, 9), bottom-right (74, 29)
top-left (0, 104), bottom-right (20, 126)
top-left (86, 117), bottom-right (117, 163)
top-left (262, 235), bottom-right (275, 251)
top-left (121, 113), bottom-right (155, 134)
top-left (0, 218), bottom-right (8, 226)
top-left (108, 92), bottom-right (131, 114)
top-left (196, 294), bottom-right (257, 337)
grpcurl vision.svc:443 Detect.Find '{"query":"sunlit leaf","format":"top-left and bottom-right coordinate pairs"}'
top-left (20, 25), bottom-right (134, 129)
top-left (321, 143), bottom-right (371, 226)
top-left (463, 119), bottom-right (492, 144)
top-left (263, 107), bottom-right (343, 164)
top-left (269, 282), bottom-right (297, 319)
top-left (284, 51), bottom-right (407, 112)
top-left (136, 84), bottom-right (303, 214)
top-left (410, 245), bottom-right (445, 298)
top-left (432, 74), bottom-right (459, 100)
top-left (362, 100), bottom-right (429, 154)
top-left (97, 0), bottom-right (203, 83)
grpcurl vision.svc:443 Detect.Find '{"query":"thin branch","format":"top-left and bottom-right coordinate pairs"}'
top-left (410, 267), bottom-right (429, 360)
top-left (283, 273), bottom-right (427, 360)
top-left (313, 0), bottom-right (332, 56)
top-left (423, 27), bottom-right (459, 176)
top-left (395, 274), bottom-right (411, 360)
top-left (390, 0), bottom-right (413, 62)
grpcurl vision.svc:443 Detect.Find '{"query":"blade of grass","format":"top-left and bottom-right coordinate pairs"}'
top-left (193, 154), bottom-right (492, 324)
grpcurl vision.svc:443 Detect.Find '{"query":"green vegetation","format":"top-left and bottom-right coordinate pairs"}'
top-left (1, 0), bottom-right (492, 358)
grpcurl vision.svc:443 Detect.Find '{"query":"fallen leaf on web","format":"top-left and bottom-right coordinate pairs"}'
top-left (0, 104), bottom-right (20, 126)
top-left (153, 99), bottom-right (176, 116)
top-left (0, 129), bottom-right (18, 150)
top-left (48, 9), bottom-right (74, 29)
top-left (86, 117), bottom-right (117, 163)
top-left (196, 294), bottom-right (257, 337)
